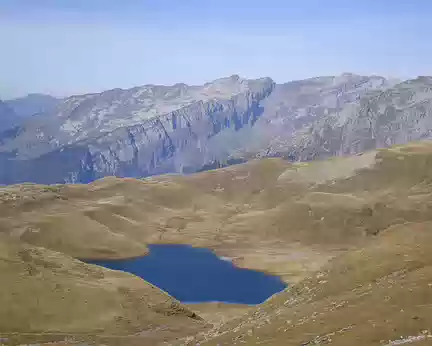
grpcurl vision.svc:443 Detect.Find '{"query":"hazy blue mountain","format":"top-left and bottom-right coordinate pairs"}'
top-left (0, 100), bottom-right (17, 132)
top-left (5, 93), bottom-right (60, 118)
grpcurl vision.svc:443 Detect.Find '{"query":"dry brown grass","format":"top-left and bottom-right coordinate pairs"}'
top-left (0, 236), bottom-right (205, 346)
top-left (2, 141), bottom-right (432, 345)
top-left (197, 222), bottom-right (432, 346)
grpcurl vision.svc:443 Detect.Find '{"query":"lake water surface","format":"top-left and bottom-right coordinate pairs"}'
top-left (89, 244), bottom-right (286, 304)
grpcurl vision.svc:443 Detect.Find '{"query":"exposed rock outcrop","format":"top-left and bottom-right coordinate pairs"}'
top-left (285, 76), bottom-right (432, 160)
top-left (0, 76), bottom-right (275, 183)
top-left (4, 74), bottom-right (432, 184)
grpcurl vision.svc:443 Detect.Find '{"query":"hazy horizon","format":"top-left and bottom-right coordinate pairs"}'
top-left (1, 72), bottom-right (405, 101)
top-left (1, 0), bottom-right (431, 99)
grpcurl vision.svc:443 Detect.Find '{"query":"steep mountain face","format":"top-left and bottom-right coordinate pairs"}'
top-left (5, 93), bottom-right (60, 118)
top-left (222, 73), bottom-right (395, 158)
top-left (0, 76), bottom-right (275, 183)
top-left (285, 76), bottom-right (432, 160)
top-left (0, 100), bottom-right (17, 132)
top-left (0, 73), bottom-right (427, 185)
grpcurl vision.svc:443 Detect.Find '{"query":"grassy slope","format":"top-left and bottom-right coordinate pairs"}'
top-left (1, 141), bottom-right (432, 344)
top-left (189, 142), bottom-right (432, 345)
top-left (196, 223), bottom-right (432, 345)
top-left (0, 236), bottom-right (204, 345)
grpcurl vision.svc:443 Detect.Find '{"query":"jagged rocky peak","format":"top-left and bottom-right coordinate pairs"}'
top-left (200, 75), bottom-right (274, 97)
top-left (58, 75), bottom-right (275, 127)
top-left (287, 74), bottom-right (432, 160)
top-left (329, 73), bottom-right (390, 90)
top-left (3, 73), bottom-right (432, 185)
top-left (0, 76), bottom-right (277, 184)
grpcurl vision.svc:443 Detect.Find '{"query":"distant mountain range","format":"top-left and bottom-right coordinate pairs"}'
top-left (5, 93), bottom-right (61, 119)
top-left (1, 73), bottom-right (432, 184)
top-left (0, 93), bottom-right (60, 133)
top-left (0, 100), bottom-right (17, 132)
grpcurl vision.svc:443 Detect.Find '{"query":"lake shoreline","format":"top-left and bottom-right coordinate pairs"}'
top-left (86, 244), bottom-right (287, 305)
top-left (79, 242), bottom-right (297, 285)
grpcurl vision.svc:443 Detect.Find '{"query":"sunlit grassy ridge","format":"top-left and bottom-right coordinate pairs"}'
top-left (1, 141), bottom-right (432, 345)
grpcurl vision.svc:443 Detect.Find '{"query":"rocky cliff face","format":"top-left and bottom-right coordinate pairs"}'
top-left (0, 76), bottom-right (275, 183)
top-left (224, 73), bottom-right (396, 158)
top-left (285, 76), bottom-right (432, 160)
top-left (2, 73), bottom-right (432, 184)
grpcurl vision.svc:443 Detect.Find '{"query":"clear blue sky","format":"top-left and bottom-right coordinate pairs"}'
top-left (1, 0), bottom-right (431, 99)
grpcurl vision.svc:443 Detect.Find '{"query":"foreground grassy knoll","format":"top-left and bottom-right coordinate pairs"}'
top-left (0, 236), bottom-right (204, 345)
top-left (1, 141), bottom-right (432, 344)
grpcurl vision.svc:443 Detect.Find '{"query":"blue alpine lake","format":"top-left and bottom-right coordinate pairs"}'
top-left (88, 244), bottom-right (287, 304)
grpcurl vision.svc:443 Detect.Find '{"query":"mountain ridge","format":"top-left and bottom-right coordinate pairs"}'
top-left (5, 93), bottom-right (61, 119)
top-left (1, 73), bottom-right (431, 185)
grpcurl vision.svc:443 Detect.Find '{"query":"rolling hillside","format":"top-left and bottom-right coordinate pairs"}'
top-left (1, 141), bottom-right (432, 345)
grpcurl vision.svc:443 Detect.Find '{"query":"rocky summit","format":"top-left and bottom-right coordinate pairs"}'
top-left (2, 73), bottom-right (425, 185)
